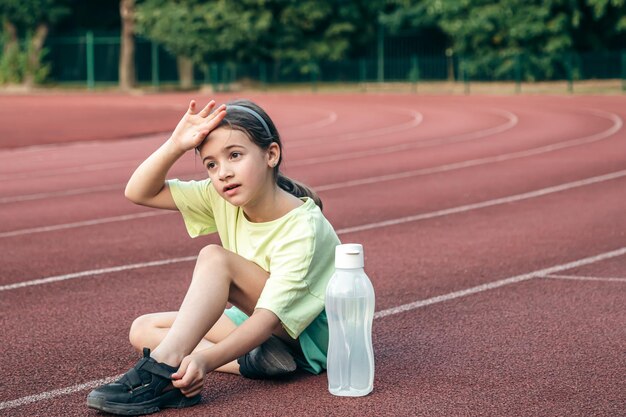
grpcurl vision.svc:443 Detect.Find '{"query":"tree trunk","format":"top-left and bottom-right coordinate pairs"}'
top-left (177, 56), bottom-right (194, 89)
top-left (119, 0), bottom-right (136, 91)
top-left (2, 19), bottom-right (18, 55)
top-left (23, 23), bottom-right (49, 88)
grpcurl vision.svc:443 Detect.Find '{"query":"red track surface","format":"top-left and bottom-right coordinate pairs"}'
top-left (0, 92), bottom-right (625, 416)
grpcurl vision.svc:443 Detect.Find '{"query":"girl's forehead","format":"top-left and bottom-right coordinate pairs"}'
top-left (199, 127), bottom-right (252, 156)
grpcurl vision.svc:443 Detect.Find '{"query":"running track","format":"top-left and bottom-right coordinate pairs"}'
top-left (0, 93), bottom-right (624, 417)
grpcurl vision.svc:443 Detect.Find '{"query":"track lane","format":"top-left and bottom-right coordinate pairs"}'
top-left (0, 108), bottom-right (624, 283)
top-left (2, 178), bottom-right (625, 413)
top-left (1, 94), bottom-right (625, 417)
top-left (0, 103), bottom-right (617, 230)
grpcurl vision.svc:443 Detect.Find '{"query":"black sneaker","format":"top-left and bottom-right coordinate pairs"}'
top-left (237, 335), bottom-right (297, 379)
top-left (87, 348), bottom-right (200, 416)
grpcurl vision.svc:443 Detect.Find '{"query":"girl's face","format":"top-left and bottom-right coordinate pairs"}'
top-left (198, 127), bottom-right (278, 208)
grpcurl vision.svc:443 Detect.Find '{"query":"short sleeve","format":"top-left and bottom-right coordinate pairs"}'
top-left (255, 225), bottom-right (325, 338)
top-left (166, 178), bottom-right (217, 237)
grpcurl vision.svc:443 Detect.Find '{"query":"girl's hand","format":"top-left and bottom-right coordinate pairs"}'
top-left (170, 100), bottom-right (227, 153)
top-left (171, 353), bottom-right (208, 397)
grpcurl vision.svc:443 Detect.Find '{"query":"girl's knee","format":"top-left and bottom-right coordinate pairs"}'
top-left (197, 244), bottom-right (231, 272)
top-left (128, 314), bottom-right (154, 347)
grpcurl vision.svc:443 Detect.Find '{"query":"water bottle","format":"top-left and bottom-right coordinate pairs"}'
top-left (326, 243), bottom-right (375, 396)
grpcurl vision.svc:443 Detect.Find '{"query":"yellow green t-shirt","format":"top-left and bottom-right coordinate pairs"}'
top-left (166, 178), bottom-right (340, 374)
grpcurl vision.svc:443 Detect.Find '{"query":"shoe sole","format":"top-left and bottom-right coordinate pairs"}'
top-left (87, 389), bottom-right (200, 416)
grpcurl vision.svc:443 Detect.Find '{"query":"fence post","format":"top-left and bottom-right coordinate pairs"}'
top-left (621, 50), bottom-right (626, 92)
top-left (86, 31), bottom-right (95, 90)
top-left (359, 59), bottom-right (367, 92)
top-left (311, 62), bottom-right (318, 93)
top-left (210, 63), bottom-right (219, 92)
top-left (566, 52), bottom-right (574, 94)
top-left (260, 61), bottom-right (267, 91)
top-left (377, 23), bottom-right (384, 83)
top-left (229, 62), bottom-right (236, 90)
top-left (151, 41), bottom-right (159, 89)
top-left (410, 55), bottom-right (419, 93)
top-left (460, 56), bottom-right (470, 95)
top-left (221, 63), bottom-right (228, 92)
top-left (515, 54), bottom-right (521, 94)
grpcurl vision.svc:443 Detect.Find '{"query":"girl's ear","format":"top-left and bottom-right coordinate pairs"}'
top-left (267, 142), bottom-right (281, 168)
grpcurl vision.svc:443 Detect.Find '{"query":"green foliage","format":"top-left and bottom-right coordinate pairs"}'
top-left (0, 0), bottom-right (68, 85)
top-left (0, 0), bottom-right (70, 32)
top-left (135, 0), bottom-right (272, 67)
top-left (413, 0), bottom-right (626, 81)
top-left (0, 41), bottom-right (24, 84)
top-left (0, 37), bottom-right (50, 84)
top-left (135, 0), bottom-right (374, 75)
top-left (271, 0), bottom-right (354, 70)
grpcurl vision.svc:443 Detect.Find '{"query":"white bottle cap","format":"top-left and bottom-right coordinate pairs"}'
top-left (335, 243), bottom-right (364, 269)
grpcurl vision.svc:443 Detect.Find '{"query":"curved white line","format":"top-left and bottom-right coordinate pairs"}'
top-left (292, 108), bottom-right (517, 166)
top-left (288, 106), bottom-right (424, 147)
top-left (317, 109), bottom-right (621, 191)
top-left (282, 111), bottom-right (338, 131)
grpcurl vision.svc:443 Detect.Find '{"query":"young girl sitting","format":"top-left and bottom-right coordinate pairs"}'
top-left (87, 99), bottom-right (340, 415)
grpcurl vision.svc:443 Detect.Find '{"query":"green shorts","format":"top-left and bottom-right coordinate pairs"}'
top-left (224, 306), bottom-right (328, 375)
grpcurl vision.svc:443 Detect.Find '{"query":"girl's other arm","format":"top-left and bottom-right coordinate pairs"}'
top-left (124, 100), bottom-right (226, 209)
top-left (124, 139), bottom-right (185, 210)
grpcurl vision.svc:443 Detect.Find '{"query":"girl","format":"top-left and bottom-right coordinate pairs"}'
top-left (87, 99), bottom-right (340, 415)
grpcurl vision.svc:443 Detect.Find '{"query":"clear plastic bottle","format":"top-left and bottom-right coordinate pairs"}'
top-left (325, 243), bottom-right (375, 396)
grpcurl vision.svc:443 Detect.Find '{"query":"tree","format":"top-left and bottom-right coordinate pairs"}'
top-left (119, 0), bottom-right (136, 90)
top-left (421, 0), bottom-right (626, 80)
top-left (0, 0), bottom-right (70, 86)
top-left (135, 0), bottom-right (273, 88)
top-left (134, 0), bottom-right (370, 84)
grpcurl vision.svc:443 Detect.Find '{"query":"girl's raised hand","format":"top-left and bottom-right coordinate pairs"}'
top-left (170, 100), bottom-right (227, 152)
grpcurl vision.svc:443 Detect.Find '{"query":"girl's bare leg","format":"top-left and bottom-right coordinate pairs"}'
top-left (129, 312), bottom-right (240, 374)
top-left (146, 244), bottom-right (295, 367)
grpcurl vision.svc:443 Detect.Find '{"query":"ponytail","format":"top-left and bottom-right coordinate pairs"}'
top-left (277, 173), bottom-right (323, 211)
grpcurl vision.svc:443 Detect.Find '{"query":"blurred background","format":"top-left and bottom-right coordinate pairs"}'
top-left (1, 0), bottom-right (625, 93)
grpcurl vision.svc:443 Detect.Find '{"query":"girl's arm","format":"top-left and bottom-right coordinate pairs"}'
top-left (124, 100), bottom-right (226, 209)
top-left (171, 309), bottom-right (282, 391)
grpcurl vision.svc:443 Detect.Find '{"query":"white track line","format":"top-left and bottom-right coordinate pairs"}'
top-left (0, 374), bottom-right (123, 411)
top-left (0, 256), bottom-right (196, 291)
top-left (0, 159), bottom-right (141, 181)
top-left (374, 246), bottom-right (626, 319)
top-left (335, 168), bottom-right (626, 235)
top-left (288, 106), bottom-right (422, 147)
top-left (0, 183), bottom-right (122, 204)
top-left (3, 167), bottom-right (626, 291)
top-left (542, 274), bottom-right (626, 283)
top-left (285, 111), bottom-right (338, 131)
top-left (0, 211), bottom-right (171, 238)
top-left (292, 108), bottom-right (516, 165)
top-left (2, 245), bottom-right (625, 411)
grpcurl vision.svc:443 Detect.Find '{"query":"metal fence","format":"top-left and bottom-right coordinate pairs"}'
top-left (43, 32), bottom-right (626, 92)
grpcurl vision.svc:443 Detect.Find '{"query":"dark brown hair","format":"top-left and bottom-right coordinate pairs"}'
top-left (210, 99), bottom-right (323, 210)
